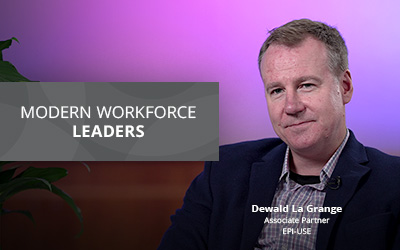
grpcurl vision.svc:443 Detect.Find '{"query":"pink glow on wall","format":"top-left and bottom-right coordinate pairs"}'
top-left (1, 0), bottom-right (399, 155)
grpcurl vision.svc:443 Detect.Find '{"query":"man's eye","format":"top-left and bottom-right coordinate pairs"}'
top-left (299, 83), bottom-right (314, 89)
top-left (271, 88), bottom-right (283, 95)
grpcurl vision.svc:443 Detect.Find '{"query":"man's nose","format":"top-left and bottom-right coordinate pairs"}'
top-left (284, 91), bottom-right (305, 115)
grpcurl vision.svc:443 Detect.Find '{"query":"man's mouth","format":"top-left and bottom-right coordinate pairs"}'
top-left (285, 120), bottom-right (314, 128)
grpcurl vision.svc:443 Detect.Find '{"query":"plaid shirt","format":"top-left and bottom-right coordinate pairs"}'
top-left (255, 130), bottom-right (349, 250)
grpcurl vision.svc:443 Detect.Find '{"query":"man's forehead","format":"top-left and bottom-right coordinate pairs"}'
top-left (260, 37), bottom-right (329, 80)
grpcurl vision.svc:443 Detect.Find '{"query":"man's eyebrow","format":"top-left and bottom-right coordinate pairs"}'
top-left (264, 82), bottom-right (282, 91)
top-left (264, 76), bottom-right (323, 91)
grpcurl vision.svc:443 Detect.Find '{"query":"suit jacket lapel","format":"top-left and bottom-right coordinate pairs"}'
top-left (316, 131), bottom-right (370, 250)
top-left (240, 143), bottom-right (286, 249)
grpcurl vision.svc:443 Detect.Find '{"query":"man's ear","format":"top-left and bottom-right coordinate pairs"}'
top-left (341, 69), bottom-right (353, 104)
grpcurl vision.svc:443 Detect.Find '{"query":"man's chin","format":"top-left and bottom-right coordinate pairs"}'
top-left (284, 136), bottom-right (319, 153)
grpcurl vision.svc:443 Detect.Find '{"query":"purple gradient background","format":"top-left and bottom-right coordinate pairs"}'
top-left (1, 0), bottom-right (399, 155)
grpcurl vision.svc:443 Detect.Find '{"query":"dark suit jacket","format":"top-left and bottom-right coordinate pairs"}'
top-left (159, 131), bottom-right (400, 249)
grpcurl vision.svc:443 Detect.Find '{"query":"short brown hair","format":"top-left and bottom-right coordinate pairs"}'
top-left (258, 19), bottom-right (348, 77)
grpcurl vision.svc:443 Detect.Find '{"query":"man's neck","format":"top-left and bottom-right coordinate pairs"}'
top-left (289, 151), bottom-right (328, 176)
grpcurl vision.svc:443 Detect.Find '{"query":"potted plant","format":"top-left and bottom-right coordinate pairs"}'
top-left (0, 38), bottom-right (86, 239)
top-left (0, 37), bottom-right (33, 81)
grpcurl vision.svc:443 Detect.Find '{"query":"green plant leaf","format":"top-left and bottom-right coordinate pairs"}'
top-left (0, 168), bottom-right (17, 183)
top-left (17, 167), bottom-right (67, 183)
top-left (0, 37), bottom-right (35, 81)
top-left (0, 162), bottom-right (87, 237)
top-left (0, 162), bottom-right (14, 167)
top-left (80, 162), bottom-right (91, 172)
top-left (0, 177), bottom-right (52, 203)
top-left (0, 38), bottom-right (19, 53)
top-left (11, 37), bottom-right (19, 43)
top-left (0, 37), bottom-right (19, 62)
top-left (1, 208), bottom-right (35, 224)
top-left (0, 61), bottom-right (33, 82)
top-left (50, 185), bottom-right (84, 237)
top-left (0, 161), bottom-right (15, 171)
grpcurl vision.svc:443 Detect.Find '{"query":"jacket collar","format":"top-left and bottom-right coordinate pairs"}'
top-left (240, 142), bottom-right (286, 249)
top-left (316, 130), bottom-right (370, 250)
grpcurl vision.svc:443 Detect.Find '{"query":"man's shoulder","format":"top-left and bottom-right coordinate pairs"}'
top-left (357, 145), bottom-right (400, 190)
top-left (364, 146), bottom-right (400, 170)
top-left (345, 130), bottom-right (400, 171)
top-left (218, 137), bottom-right (285, 164)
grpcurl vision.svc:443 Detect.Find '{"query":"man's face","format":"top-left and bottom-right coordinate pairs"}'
top-left (260, 37), bottom-right (353, 155)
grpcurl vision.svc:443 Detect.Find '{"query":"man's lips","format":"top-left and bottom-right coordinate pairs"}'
top-left (284, 120), bottom-right (314, 128)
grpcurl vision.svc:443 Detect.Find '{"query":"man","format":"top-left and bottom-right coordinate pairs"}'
top-left (159, 19), bottom-right (400, 249)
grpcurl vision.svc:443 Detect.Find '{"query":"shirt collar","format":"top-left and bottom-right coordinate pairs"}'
top-left (278, 129), bottom-right (350, 185)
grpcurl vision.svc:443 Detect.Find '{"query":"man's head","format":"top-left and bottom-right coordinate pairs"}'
top-left (258, 19), bottom-right (348, 78)
top-left (259, 19), bottom-right (353, 160)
